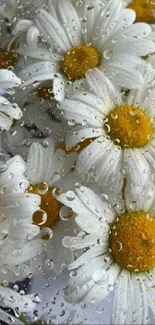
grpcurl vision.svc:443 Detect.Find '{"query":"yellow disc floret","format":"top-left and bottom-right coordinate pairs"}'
top-left (37, 85), bottom-right (54, 100)
top-left (28, 183), bottom-right (61, 229)
top-left (60, 45), bottom-right (100, 81)
top-left (110, 211), bottom-right (155, 272)
top-left (127, 0), bottom-right (155, 23)
top-left (0, 43), bottom-right (18, 68)
top-left (105, 105), bottom-right (153, 148)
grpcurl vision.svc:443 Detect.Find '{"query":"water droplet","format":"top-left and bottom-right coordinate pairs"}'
top-left (93, 269), bottom-right (109, 285)
top-left (69, 270), bottom-right (77, 277)
top-left (45, 259), bottom-right (54, 270)
top-left (40, 227), bottom-right (53, 240)
top-left (66, 190), bottom-right (75, 201)
top-left (33, 209), bottom-right (47, 226)
top-left (59, 206), bottom-right (73, 221)
top-left (12, 248), bottom-right (22, 257)
top-left (37, 182), bottom-right (48, 195)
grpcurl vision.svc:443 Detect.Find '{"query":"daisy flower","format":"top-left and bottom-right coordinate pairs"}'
top-left (12, 0), bottom-right (155, 101)
top-left (0, 69), bottom-right (22, 130)
top-left (0, 155), bottom-right (44, 324)
top-left (59, 65), bottom-right (155, 191)
top-left (11, 136), bottom-right (78, 274)
top-left (0, 154), bottom-right (47, 278)
top-left (54, 183), bottom-right (155, 323)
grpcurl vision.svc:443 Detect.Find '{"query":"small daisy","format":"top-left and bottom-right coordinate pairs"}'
top-left (59, 66), bottom-right (155, 191)
top-left (13, 0), bottom-right (155, 101)
top-left (0, 154), bottom-right (44, 324)
top-left (54, 183), bottom-right (155, 323)
top-left (0, 69), bottom-right (22, 130)
top-left (12, 136), bottom-right (78, 274)
top-left (0, 154), bottom-right (47, 277)
top-left (123, 0), bottom-right (155, 23)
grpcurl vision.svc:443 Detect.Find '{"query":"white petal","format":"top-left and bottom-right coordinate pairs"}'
top-left (86, 69), bottom-right (122, 109)
top-left (0, 112), bottom-right (12, 130)
top-left (17, 45), bottom-right (61, 61)
top-left (2, 239), bottom-right (44, 265)
top-left (19, 61), bottom-right (58, 87)
top-left (53, 190), bottom-right (86, 215)
top-left (53, 75), bottom-right (65, 101)
top-left (95, 142), bottom-right (123, 192)
top-left (67, 254), bottom-right (112, 293)
top-left (35, 9), bottom-right (71, 52)
top-left (0, 70), bottom-right (21, 89)
top-left (12, 19), bottom-right (33, 35)
top-left (63, 234), bottom-right (98, 249)
top-left (69, 243), bottom-right (108, 270)
top-left (83, 264), bottom-right (120, 306)
top-left (76, 136), bottom-right (108, 174)
top-left (26, 26), bottom-right (40, 46)
top-left (66, 125), bottom-right (104, 150)
top-left (60, 98), bottom-right (103, 127)
top-left (27, 142), bottom-right (46, 184)
top-left (0, 287), bottom-right (36, 312)
top-left (56, 0), bottom-right (81, 47)
top-left (0, 96), bottom-right (22, 120)
top-left (75, 185), bottom-right (115, 222)
top-left (124, 148), bottom-right (151, 188)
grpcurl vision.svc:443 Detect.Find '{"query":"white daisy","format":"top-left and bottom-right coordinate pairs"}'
top-left (0, 69), bottom-right (22, 130)
top-left (12, 0), bottom-right (155, 101)
top-left (0, 154), bottom-right (48, 278)
top-left (10, 136), bottom-right (78, 274)
top-left (59, 65), bottom-right (155, 191)
top-left (0, 154), bottom-right (45, 324)
top-left (54, 183), bottom-right (155, 324)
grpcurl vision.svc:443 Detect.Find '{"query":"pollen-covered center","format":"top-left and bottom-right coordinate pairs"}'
top-left (110, 211), bottom-right (155, 272)
top-left (60, 45), bottom-right (100, 81)
top-left (28, 183), bottom-right (61, 229)
top-left (127, 0), bottom-right (155, 22)
top-left (0, 43), bottom-right (17, 68)
top-left (37, 85), bottom-right (54, 100)
top-left (105, 105), bottom-right (153, 148)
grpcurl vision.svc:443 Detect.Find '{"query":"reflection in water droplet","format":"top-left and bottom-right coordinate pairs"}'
top-left (37, 182), bottom-right (49, 195)
top-left (59, 206), bottom-right (73, 221)
top-left (45, 259), bottom-right (54, 270)
top-left (33, 209), bottom-right (47, 226)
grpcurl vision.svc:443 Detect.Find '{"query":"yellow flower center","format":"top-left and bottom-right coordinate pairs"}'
top-left (37, 85), bottom-right (54, 100)
top-left (110, 211), bottom-right (155, 272)
top-left (0, 43), bottom-right (18, 69)
top-left (60, 45), bottom-right (100, 81)
top-left (105, 105), bottom-right (153, 148)
top-left (127, 0), bottom-right (155, 22)
top-left (28, 183), bottom-right (61, 229)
